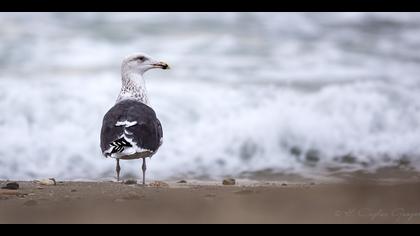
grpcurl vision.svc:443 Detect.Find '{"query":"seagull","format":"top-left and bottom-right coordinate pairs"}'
top-left (100, 52), bottom-right (169, 185)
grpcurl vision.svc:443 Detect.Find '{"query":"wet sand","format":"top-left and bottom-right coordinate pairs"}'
top-left (1, 180), bottom-right (420, 224)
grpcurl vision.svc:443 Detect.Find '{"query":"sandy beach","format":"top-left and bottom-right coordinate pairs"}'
top-left (1, 179), bottom-right (420, 224)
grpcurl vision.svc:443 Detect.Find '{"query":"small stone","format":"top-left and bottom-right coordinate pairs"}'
top-left (124, 180), bottom-right (137, 185)
top-left (37, 178), bottom-right (57, 186)
top-left (281, 183), bottom-right (288, 186)
top-left (149, 181), bottom-right (169, 188)
top-left (177, 180), bottom-right (187, 184)
top-left (222, 178), bottom-right (236, 185)
top-left (70, 189), bottom-right (77, 192)
top-left (1, 182), bottom-right (19, 190)
top-left (24, 200), bottom-right (38, 207)
top-left (17, 193), bottom-right (28, 198)
top-left (310, 182), bottom-right (316, 185)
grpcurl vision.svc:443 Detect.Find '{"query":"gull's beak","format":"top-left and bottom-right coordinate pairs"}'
top-left (152, 61), bottom-right (170, 70)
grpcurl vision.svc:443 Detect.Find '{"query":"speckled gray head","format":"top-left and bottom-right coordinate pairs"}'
top-left (122, 52), bottom-right (170, 76)
top-left (118, 53), bottom-right (170, 104)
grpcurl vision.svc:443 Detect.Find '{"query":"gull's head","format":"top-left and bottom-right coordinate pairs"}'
top-left (122, 52), bottom-right (170, 76)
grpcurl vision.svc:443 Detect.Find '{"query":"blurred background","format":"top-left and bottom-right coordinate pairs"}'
top-left (0, 12), bottom-right (420, 181)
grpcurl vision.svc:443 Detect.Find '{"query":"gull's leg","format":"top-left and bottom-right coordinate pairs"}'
top-left (116, 158), bottom-right (121, 182)
top-left (142, 157), bottom-right (147, 186)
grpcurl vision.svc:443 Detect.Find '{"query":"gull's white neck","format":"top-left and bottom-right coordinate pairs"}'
top-left (116, 71), bottom-right (149, 105)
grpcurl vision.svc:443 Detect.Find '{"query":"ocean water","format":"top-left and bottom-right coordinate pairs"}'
top-left (1, 12), bottom-right (420, 181)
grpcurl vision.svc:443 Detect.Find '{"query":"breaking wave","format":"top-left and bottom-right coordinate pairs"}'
top-left (1, 13), bottom-right (420, 180)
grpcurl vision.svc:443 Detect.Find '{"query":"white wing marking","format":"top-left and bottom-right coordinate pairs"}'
top-left (115, 120), bottom-right (138, 128)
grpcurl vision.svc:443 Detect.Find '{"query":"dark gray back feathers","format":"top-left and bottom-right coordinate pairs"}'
top-left (100, 100), bottom-right (163, 156)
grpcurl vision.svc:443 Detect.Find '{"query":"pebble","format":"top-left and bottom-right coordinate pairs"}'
top-left (1, 182), bottom-right (19, 190)
top-left (149, 181), bottom-right (169, 188)
top-left (177, 180), bottom-right (187, 184)
top-left (71, 189), bottom-right (77, 193)
top-left (17, 193), bottom-right (27, 198)
top-left (222, 178), bottom-right (236, 186)
top-left (124, 180), bottom-right (137, 185)
top-left (281, 183), bottom-right (288, 186)
top-left (37, 178), bottom-right (57, 186)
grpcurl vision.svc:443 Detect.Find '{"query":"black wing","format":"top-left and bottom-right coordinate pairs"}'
top-left (100, 100), bottom-right (163, 157)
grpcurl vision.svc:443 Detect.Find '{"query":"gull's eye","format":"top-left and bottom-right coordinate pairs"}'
top-left (137, 56), bottom-right (146, 62)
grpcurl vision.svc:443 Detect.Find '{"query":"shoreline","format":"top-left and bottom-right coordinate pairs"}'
top-left (1, 180), bottom-right (420, 223)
